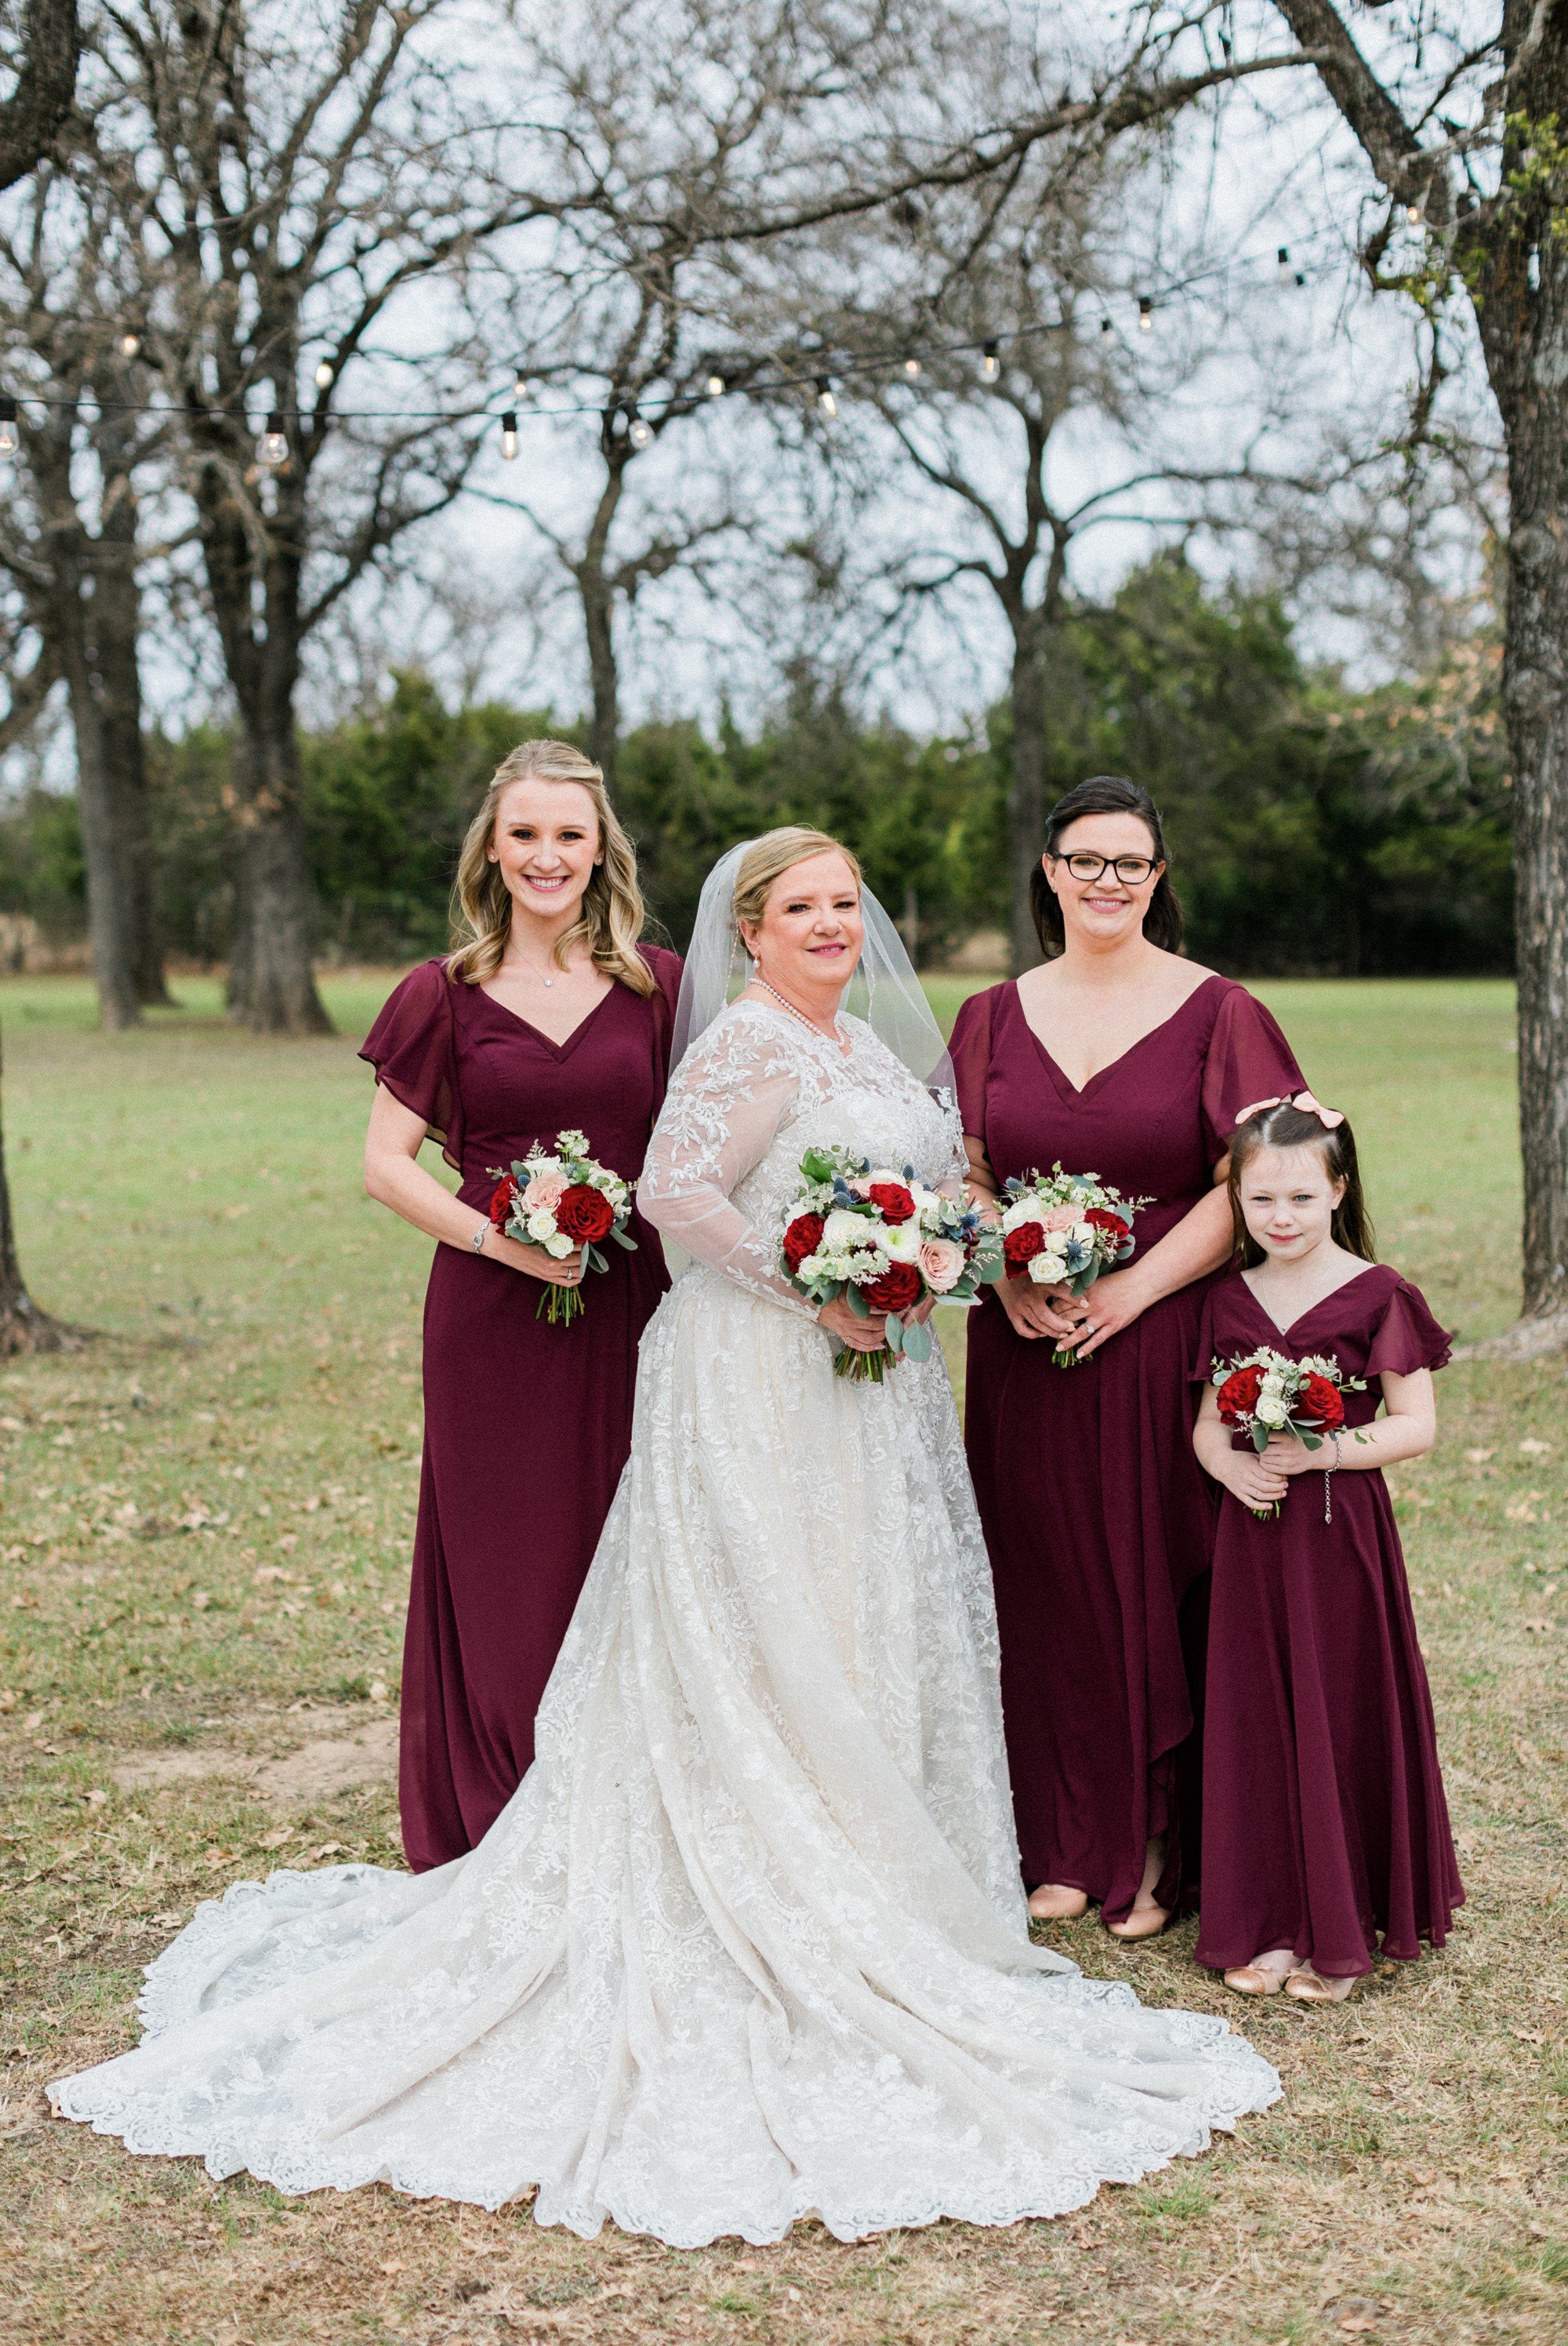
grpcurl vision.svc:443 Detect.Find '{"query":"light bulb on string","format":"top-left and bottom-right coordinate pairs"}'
top-left (500, 409), bottom-right (518, 460)
top-left (1099, 316), bottom-right (1113, 336)
top-left (0, 396), bottom-right (17, 458)
top-left (705, 372), bottom-right (725, 398)
top-left (257, 410), bottom-right (289, 468)
top-left (1277, 246), bottom-right (1305, 289)
top-left (513, 374), bottom-right (530, 403)
top-left (903, 356), bottom-right (921, 379)
top-left (982, 340), bottom-right (1000, 377)
top-left (1406, 202), bottom-right (1422, 225)
top-left (314, 360), bottom-right (334, 388)
top-left (1138, 296), bottom-right (1153, 332)
top-left (118, 333), bottom-right (140, 359)
top-left (627, 411), bottom-right (653, 448)
top-left (816, 376), bottom-right (837, 419)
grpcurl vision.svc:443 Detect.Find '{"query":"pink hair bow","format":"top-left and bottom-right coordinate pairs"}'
top-left (1233, 1088), bottom-right (1345, 1130)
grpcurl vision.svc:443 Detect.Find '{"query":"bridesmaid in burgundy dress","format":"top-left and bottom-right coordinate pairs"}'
top-left (362, 739), bottom-right (681, 1871)
top-left (949, 776), bottom-right (1305, 1936)
top-left (1192, 1098), bottom-right (1461, 1999)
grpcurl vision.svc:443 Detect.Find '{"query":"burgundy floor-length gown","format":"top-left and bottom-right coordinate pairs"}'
top-left (949, 974), bottom-right (1304, 1923)
top-left (361, 949), bottom-right (682, 1872)
top-left (1193, 1265), bottom-right (1463, 1977)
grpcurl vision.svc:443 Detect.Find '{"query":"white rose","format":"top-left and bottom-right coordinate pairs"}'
top-left (823, 1206), bottom-right (877, 1251)
top-left (1069, 1220), bottom-right (1094, 1246)
top-left (1000, 1197), bottom-right (1047, 1234)
top-left (880, 1222), bottom-right (922, 1262)
top-left (525, 1208), bottom-right (558, 1244)
top-left (1255, 1396), bottom-right (1288, 1427)
top-left (1026, 1255), bottom-right (1058, 1284)
top-left (545, 1232), bottom-right (578, 1260)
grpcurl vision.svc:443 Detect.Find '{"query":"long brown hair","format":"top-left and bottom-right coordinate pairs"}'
top-left (445, 739), bottom-right (654, 996)
top-left (1030, 775), bottom-right (1185, 957)
top-left (1226, 1101), bottom-right (1376, 1266)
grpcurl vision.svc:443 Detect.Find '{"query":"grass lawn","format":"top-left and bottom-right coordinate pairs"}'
top-left (0, 969), bottom-right (1563, 2346)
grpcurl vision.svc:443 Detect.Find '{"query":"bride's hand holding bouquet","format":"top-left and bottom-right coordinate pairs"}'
top-left (781, 1146), bottom-right (1001, 1382)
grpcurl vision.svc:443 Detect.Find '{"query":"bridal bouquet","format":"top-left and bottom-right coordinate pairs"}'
top-left (1210, 1345), bottom-right (1365, 1518)
top-left (488, 1129), bottom-right (637, 1324)
top-left (999, 1164), bottom-right (1151, 1368)
top-left (780, 1146), bottom-right (1001, 1382)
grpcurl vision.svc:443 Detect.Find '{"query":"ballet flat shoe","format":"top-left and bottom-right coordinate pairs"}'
top-left (1027, 1884), bottom-right (1089, 1922)
top-left (1283, 1968), bottom-right (1362, 2004)
top-left (1223, 1964), bottom-right (1287, 1996)
top-left (1105, 1901), bottom-right (1171, 1942)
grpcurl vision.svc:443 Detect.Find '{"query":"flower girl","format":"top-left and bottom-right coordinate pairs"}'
top-left (1190, 1094), bottom-right (1463, 2002)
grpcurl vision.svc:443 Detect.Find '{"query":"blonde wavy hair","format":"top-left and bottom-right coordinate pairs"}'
top-left (445, 739), bottom-right (655, 996)
top-left (732, 826), bottom-right (862, 943)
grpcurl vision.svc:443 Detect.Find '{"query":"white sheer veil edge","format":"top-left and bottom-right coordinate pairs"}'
top-left (670, 839), bottom-right (956, 1099)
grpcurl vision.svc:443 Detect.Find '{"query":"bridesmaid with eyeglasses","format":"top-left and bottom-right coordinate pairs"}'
top-left (949, 775), bottom-right (1307, 1937)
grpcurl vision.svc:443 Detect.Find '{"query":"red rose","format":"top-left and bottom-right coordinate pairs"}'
top-left (867, 1182), bottom-right (916, 1225)
top-left (1003, 1222), bottom-right (1046, 1279)
top-left (488, 1175), bottom-right (518, 1229)
top-left (1084, 1207), bottom-right (1129, 1240)
top-left (863, 1261), bottom-right (924, 1314)
top-left (555, 1183), bottom-right (615, 1244)
top-left (1299, 1372), bottom-right (1345, 1429)
top-left (1216, 1364), bottom-right (1265, 1424)
top-left (782, 1211), bottom-right (826, 1273)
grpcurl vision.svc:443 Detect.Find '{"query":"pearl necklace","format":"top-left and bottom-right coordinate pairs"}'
top-left (754, 975), bottom-right (844, 1048)
top-left (503, 952), bottom-right (562, 990)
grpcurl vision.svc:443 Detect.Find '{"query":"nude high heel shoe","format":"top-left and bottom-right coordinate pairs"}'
top-left (1283, 1968), bottom-right (1363, 2004)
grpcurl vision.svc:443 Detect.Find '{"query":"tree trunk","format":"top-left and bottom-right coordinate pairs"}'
top-left (95, 446), bottom-right (171, 1006)
top-left (1007, 621), bottom-right (1049, 975)
top-left (229, 710), bottom-right (332, 1035)
top-left (582, 564), bottom-right (619, 790)
top-left (0, 0), bottom-right (78, 192)
top-left (57, 614), bottom-right (141, 1030)
top-left (0, 1022), bottom-right (82, 1353)
top-left (1472, 36), bottom-right (1568, 1335)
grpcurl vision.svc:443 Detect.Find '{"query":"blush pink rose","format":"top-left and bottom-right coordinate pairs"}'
top-left (919, 1237), bottom-right (966, 1293)
top-left (1041, 1206), bottom-right (1080, 1233)
top-left (521, 1168), bottom-right (568, 1213)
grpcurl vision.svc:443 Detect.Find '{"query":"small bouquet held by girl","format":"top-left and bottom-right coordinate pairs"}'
top-left (1208, 1346), bottom-right (1364, 1519)
top-left (780, 1146), bottom-right (1001, 1382)
top-left (998, 1164), bottom-right (1150, 1367)
top-left (488, 1128), bottom-right (637, 1324)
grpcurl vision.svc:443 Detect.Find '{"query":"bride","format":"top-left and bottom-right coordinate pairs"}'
top-left (51, 827), bottom-right (1278, 2246)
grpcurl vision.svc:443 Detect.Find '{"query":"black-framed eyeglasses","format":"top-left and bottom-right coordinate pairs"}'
top-left (1056, 852), bottom-right (1160, 886)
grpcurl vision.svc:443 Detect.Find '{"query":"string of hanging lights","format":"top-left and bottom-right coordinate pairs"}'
top-left (0, 248), bottom-right (1326, 470)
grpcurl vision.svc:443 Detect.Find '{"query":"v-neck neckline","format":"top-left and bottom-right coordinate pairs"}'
top-left (1239, 1262), bottom-right (1381, 1342)
top-left (474, 977), bottom-right (618, 1060)
top-left (1011, 970), bottom-right (1223, 1102)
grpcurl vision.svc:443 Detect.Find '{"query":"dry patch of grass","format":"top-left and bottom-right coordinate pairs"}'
top-left (0, 974), bottom-right (1563, 2345)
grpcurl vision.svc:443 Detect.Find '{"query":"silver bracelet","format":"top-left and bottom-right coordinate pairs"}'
top-left (470, 1221), bottom-right (488, 1253)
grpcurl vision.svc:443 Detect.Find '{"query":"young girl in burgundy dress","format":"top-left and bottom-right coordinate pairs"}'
top-left (1191, 1097), bottom-right (1463, 2002)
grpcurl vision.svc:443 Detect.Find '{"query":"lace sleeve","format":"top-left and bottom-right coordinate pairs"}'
top-left (637, 1013), bottom-right (818, 1319)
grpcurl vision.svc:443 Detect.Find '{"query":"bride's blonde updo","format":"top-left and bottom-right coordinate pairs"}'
top-left (731, 826), bottom-right (862, 939)
top-left (446, 739), bottom-right (655, 996)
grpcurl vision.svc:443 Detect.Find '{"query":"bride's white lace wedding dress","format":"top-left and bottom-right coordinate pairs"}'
top-left (52, 1000), bottom-right (1278, 2245)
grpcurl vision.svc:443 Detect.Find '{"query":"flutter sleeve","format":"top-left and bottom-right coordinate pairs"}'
top-left (1188, 1286), bottom-right (1222, 1388)
top-left (359, 961), bottom-right (463, 1171)
top-left (1200, 982), bottom-right (1306, 1163)
top-left (1366, 1276), bottom-right (1454, 1378)
top-left (637, 1011), bottom-right (818, 1320)
top-left (947, 986), bottom-right (995, 1151)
